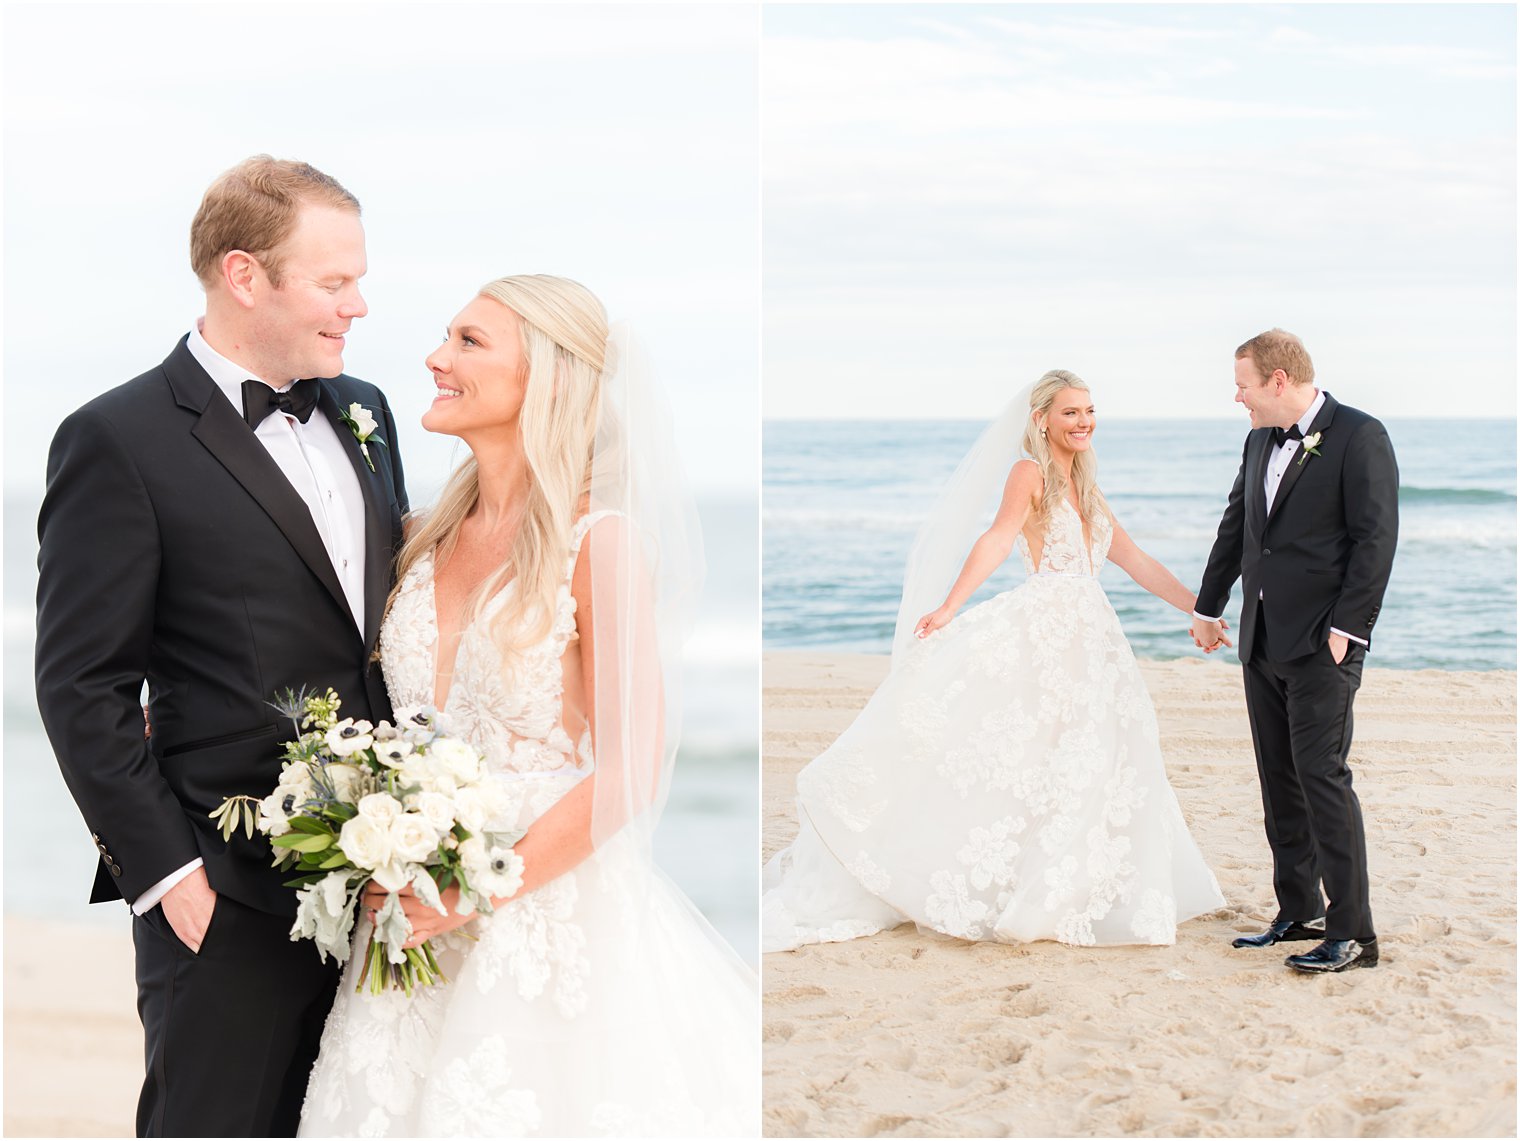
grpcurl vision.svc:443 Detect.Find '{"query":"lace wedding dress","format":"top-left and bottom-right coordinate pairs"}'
top-left (762, 500), bottom-right (1225, 952)
top-left (300, 514), bottom-right (757, 1137)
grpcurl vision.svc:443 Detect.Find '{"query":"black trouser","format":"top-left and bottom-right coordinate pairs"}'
top-left (133, 893), bottom-right (339, 1137)
top-left (1242, 609), bottom-right (1375, 943)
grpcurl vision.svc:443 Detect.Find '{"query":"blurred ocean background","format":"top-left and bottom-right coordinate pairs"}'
top-left (765, 419), bottom-right (1516, 672)
top-left (4, 491), bottom-right (759, 965)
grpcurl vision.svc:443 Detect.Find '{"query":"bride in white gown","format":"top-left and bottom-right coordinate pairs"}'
top-left (763, 371), bottom-right (1226, 952)
top-left (299, 275), bottom-right (757, 1137)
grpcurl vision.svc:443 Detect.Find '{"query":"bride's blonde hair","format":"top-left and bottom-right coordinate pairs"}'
top-left (1021, 369), bottom-right (1109, 527)
top-left (389, 274), bottom-right (608, 681)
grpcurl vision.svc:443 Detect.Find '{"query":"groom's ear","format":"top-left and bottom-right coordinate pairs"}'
top-left (221, 250), bottom-right (260, 309)
top-left (1271, 368), bottom-right (1291, 393)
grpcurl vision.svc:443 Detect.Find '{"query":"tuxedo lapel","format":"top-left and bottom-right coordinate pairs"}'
top-left (316, 385), bottom-right (389, 652)
top-left (163, 343), bottom-right (353, 627)
top-left (1268, 394), bottom-right (1340, 524)
top-left (1247, 428), bottom-right (1273, 534)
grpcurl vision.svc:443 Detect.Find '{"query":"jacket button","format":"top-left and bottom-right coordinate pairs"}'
top-left (1263, 548), bottom-right (1271, 556)
top-left (108, 862), bottom-right (123, 877)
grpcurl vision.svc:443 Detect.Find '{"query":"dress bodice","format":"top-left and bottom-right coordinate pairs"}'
top-left (1014, 499), bottom-right (1112, 577)
top-left (379, 513), bottom-right (608, 777)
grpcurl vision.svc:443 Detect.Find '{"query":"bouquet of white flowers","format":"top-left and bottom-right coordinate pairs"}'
top-left (211, 688), bottom-right (524, 995)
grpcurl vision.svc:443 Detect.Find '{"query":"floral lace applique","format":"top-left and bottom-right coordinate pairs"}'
top-left (418, 1036), bottom-right (543, 1137)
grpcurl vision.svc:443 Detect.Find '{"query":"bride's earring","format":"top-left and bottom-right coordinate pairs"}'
top-left (1039, 425), bottom-right (1048, 440)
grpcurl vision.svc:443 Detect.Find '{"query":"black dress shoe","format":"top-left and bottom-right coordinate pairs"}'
top-left (1230, 919), bottom-right (1325, 949)
top-left (1285, 938), bottom-right (1379, 973)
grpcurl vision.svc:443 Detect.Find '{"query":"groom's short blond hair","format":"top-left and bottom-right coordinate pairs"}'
top-left (190, 155), bottom-right (360, 289)
top-left (1236, 329), bottom-right (1315, 387)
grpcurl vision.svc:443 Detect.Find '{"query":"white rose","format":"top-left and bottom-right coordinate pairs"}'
top-left (276, 763), bottom-right (316, 801)
top-left (389, 812), bottom-right (441, 864)
top-left (357, 792), bottom-right (403, 824)
top-left (478, 778), bottom-right (516, 821)
top-left (337, 814), bottom-right (392, 870)
top-left (347, 403), bottom-right (379, 437)
top-left (325, 719), bottom-right (374, 757)
top-left (415, 792), bottom-right (457, 834)
top-left (427, 738), bottom-right (481, 782)
top-left (452, 786), bottom-right (491, 832)
top-left (457, 836), bottom-right (487, 874)
top-left (402, 754), bottom-right (458, 797)
top-left (325, 763), bottom-right (369, 805)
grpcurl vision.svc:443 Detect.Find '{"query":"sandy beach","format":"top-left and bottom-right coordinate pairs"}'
top-left (762, 651), bottom-right (1517, 1138)
top-left (4, 916), bottom-right (140, 1137)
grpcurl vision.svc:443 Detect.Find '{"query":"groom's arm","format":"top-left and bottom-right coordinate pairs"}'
top-left (1194, 436), bottom-right (1250, 619)
top-left (35, 408), bottom-right (201, 905)
top-left (1330, 420), bottom-right (1399, 648)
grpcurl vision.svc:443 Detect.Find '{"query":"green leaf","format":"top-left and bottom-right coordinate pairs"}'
top-left (287, 816), bottom-right (333, 836)
top-left (242, 806), bottom-right (255, 841)
top-left (282, 872), bottom-right (328, 888)
top-left (316, 851), bottom-right (351, 869)
top-left (272, 832), bottom-right (333, 853)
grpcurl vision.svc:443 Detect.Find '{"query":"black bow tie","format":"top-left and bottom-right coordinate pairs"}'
top-left (1272, 424), bottom-right (1305, 448)
top-left (243, 378), bottom-right (320, 428)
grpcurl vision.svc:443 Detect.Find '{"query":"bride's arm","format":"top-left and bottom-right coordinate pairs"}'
top-left (1107, 514), bottom-right (1228, 640)
top-left (456, 522), bottom-right (640, 903)
top-left (915, 460), bottom-right (1042, 638)
top-left (377, 517), bottom-right (655, 945)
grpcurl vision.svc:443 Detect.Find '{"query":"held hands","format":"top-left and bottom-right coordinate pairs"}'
top-left (364, 880), bottom-right (475, 949)
top-left (161, 865), bottom-right (217, 954)
top-left (1189, 616), bottom-right (1233, 654)
top-left (915, 605), bottom-right (956, 640)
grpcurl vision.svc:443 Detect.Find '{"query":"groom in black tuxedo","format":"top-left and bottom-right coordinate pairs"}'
top-left (1191, 329), bottom-right (1398, 974)
top-left (35, 157), bottom-right (407, 1135)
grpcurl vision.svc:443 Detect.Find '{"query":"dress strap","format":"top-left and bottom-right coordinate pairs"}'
top-left (564, 509), bottom-right (622, 581)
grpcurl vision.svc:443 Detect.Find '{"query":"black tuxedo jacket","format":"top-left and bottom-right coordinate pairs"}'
top-left (35, 336), bottom-right (408, 916)
top-left (1197, 392), bottom-right (1398, 664)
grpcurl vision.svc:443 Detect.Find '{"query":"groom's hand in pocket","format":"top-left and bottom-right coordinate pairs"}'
top-left (161, 866), bottom-right (218, 954)
top-left (1328, 631), bottom-right (1349, 664)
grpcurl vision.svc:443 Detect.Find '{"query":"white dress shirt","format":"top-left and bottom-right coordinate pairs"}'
top-left (133, 322), bottom-right (370, 915)
top-left (1195, 390), bottom-right (1366, 647)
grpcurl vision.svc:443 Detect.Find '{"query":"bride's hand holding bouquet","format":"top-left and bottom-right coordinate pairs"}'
top-left (210, 688), bottom-right (525, 995)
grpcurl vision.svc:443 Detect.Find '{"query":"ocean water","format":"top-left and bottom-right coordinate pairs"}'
top-left (3, 492), bottom-right (759, 964)
top-left (764, 419), bottom-right (1516, 672)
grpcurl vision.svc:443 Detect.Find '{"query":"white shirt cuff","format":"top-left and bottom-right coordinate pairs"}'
top-left (131, 858), bottom-right (203, 915)
top-left (1191, 610), bottom-right (1223, 623)
top-left (1330, 627), bottom-right (1368, 647)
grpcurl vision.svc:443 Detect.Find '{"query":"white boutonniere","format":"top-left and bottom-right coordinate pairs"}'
top-left (338, 402), bottom-right (386, 472)
top-left (1296, 430), bottom-right (1323, 467)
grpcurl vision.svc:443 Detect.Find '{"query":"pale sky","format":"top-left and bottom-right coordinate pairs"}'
top-left (763, 4), bottom-right (1516, 420)
top-left (3, 2), bottom-right (760, 499)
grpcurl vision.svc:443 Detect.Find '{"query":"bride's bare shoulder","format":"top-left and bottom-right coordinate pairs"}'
top-left (1006, 458), bottom-right (1043, 494)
